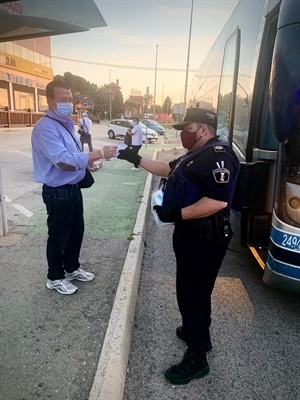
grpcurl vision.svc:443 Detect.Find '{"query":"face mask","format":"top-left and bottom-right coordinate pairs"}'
top-left (132, 121), bottom-right (137, 126)
top-left (54, 102), bottom-right (73, 118)
top-left (180, 129), bottom-right (201, 150)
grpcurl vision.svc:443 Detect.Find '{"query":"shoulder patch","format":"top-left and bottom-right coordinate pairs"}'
top-left (213, 145), bottom-right (226, 153)
top-left (212, 167), bottom-right (230, 183)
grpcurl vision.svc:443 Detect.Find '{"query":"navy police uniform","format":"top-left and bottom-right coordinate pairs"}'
top-left (163, 136), bottom-right (240, 353)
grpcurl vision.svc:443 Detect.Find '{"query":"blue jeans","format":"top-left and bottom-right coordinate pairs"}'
top-left (42, 184), bottom-right (84, 280)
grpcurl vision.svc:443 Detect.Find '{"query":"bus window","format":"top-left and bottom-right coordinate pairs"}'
top-left (217, 29), bottom-right (241, 147)
top-left (248, 6), bottom-right (279, 159)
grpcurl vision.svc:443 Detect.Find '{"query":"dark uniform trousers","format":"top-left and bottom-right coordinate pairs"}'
top-left (173, 218), bottom-right (232, 352)
top-left (42, 184), bottom-right (84, 281)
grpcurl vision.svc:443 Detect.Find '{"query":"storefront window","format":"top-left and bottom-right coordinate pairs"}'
top-left (27, 49), bottom-right (34, 62)
top-left (0, 88), bottom-right (9, 108)
top-left (14, 90), bottom-right (34, 110)
top-left (12, 43), bottom-right (21, 57)
top-left (4, 42), bottom-right (13, 54)
top-left (38, 94), bottom-right (48, 112)
top-left (34, 52), bottom-right (40, 64)
top-left (20, 45), bottom-right (28, 60)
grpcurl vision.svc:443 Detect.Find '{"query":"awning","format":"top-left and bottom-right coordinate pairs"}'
top-left (0, 0), bottom-right (107, 42)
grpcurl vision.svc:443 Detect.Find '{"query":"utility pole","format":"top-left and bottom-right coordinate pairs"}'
top-left (183, 0), bottom-right (194, 111)
top-left (153, 44), bottom-right (159, 120)
top-left (145, 86), bottom-right (149, 117)
top-left (162, 82), bottom-right (164, 112)
top-left (109, 69), bottom-right (112, 120)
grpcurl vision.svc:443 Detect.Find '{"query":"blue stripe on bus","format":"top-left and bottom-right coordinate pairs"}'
top-left (268, 225), bottom-right (300, 280)
top-left (270, 225), bottom-right (300, 252)
top-left (266, 252), bottom-right (300, 280)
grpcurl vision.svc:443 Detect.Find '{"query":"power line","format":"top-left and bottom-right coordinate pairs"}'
top-left (52, 55), bottom-right (198, 73)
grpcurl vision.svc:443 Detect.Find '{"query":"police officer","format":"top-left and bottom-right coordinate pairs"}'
top-left (117, 108), bottom-right (240, 385)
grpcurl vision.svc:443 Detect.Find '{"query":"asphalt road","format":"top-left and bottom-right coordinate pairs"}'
top-left (0, 124), bottom-right (299, 400)
top-left (123, 152), bottom-right (300, 400)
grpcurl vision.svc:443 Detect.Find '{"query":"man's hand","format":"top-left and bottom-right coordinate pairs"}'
top-left (87, 161), bottom-right (101, 172)
top-left (118, 147), bottom-right (142, 166)
top-left (153, 205), bottom-right (182, 223)
top-left (102, 145), bottom-right (117, 159)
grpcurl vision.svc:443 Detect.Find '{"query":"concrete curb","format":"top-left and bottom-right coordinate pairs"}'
top-left (88, 152), bottom-right (157, 400)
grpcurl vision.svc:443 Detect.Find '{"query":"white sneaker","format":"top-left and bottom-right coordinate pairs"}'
top-left (46, 279), bottom-right (78, 295)
top-left (131, 167), bottom-right (140, 171)
top-left (65, 267), bottom-right (95, 282)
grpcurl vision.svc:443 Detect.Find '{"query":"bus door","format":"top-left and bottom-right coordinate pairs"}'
top-left (232, 5), bottom-right (279, 261)
top-left (264, 0), bottom-right (300, 292)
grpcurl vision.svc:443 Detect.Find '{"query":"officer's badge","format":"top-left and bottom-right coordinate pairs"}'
top-left (213, 145), bottom-right (225, 153)
top-left (212, 161), bottom-right (230, 183)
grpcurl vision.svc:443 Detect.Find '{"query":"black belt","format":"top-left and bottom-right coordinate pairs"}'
top-left (43, 183), bottom-right (80, 190)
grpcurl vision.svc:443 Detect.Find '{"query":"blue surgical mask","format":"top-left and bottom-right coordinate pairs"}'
top-left (132, 121), bottom-right (137, 126)
top-left (55, 102), bottom-right (73, 118)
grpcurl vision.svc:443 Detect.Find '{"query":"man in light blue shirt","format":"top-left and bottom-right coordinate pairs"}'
top-left (31, 79), bottom-right (116, 295)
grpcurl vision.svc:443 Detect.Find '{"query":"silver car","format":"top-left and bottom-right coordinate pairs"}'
top-left (107, 119), bottom-right (158, 143)
top-left (141, 119), bottom-right (166, 135)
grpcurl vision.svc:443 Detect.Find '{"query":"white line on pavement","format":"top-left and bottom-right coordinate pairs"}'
top-left (15, 150), bottom-right (32, 158)
top-left (11, 204), bottom-right (33, 218)
top-left (4, 195), bottom-right (33, 217)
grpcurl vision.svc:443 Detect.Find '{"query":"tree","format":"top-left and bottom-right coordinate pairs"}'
top-left (163, 96), bottom-right (172, 114)
top-left (113, 90), bottom-right (124, 118)
top-left (53, 71), bottom-right (125, 118)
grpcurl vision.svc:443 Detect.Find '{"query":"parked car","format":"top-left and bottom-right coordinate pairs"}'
top-left (140, 119), bottom-right (165, 135)
top-left (107, 119), bottom-right (158, 143)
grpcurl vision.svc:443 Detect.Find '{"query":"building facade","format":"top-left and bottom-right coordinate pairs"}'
top-left (0, 37), bottom-right (53, 113)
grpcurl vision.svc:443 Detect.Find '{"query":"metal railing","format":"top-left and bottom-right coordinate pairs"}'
top-left (0, 110), bottom-right (78, 128)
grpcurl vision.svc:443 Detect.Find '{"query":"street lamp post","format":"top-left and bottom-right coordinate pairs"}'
top-left (162, 82), bottom-right (164, 112)
top-left (153, 44), bottom-right (159, 120)
top-left (109, 69), bottom-right (112, 120)
top-left (183, 0), bottom-right (194, 111)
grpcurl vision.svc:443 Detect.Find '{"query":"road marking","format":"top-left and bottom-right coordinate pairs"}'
top-left (13, 150), bottom-right (32, 158)
top-left (4, 195), bottom-right (33, 217)
top-left (12, 204), bottom-right (33, 217)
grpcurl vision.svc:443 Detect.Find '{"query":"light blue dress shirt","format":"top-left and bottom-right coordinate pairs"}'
top-left (31, 110), bottom-right (90, 187)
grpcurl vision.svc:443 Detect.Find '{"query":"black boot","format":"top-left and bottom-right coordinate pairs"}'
top-left (176, 326), bottom-right (213, 352)
top-left (165, 348), bottom-right (209, 385)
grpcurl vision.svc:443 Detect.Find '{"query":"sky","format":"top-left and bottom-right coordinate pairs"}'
top-left (51, 0), bottom-right (239, 105)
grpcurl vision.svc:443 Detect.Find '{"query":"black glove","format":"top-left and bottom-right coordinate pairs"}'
top-left (118, 147), bottom-right (142, 166)
top-left (153, 205), bottom-right (183, 223)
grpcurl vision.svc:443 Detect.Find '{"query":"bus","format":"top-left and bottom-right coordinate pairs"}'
top-left (188, 0), bottom-right (300, 293)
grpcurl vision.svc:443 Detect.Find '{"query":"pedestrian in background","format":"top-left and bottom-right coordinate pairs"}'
top-left (117, 108), bottom-right (240, 385)
top-left (31, 79), bottom-right (116, 295)
top-left (78, 112), bottom-right (93, 152)
top-left (127, 117), bottom-right (143, 171)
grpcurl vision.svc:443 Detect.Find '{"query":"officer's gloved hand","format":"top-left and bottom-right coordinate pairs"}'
top-left (117, 147), bottom-right (142, 166)
top-left (153, 205), bottom-right (183, 223)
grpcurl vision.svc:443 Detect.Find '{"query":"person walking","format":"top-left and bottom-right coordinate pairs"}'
top-left (78, 112), bottom-right (93, 152)
top-left (117, 107), bottom-right (240, 384)
top-left (31, 79), bottom-right (116, 295)
top-left (127, 117), bottom-right (143, 171)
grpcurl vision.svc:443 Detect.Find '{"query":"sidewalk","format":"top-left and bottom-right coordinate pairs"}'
top-left (0, 127), bottom-right (182, 400)
top-left (1, 128), bottom-right (300, 400)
